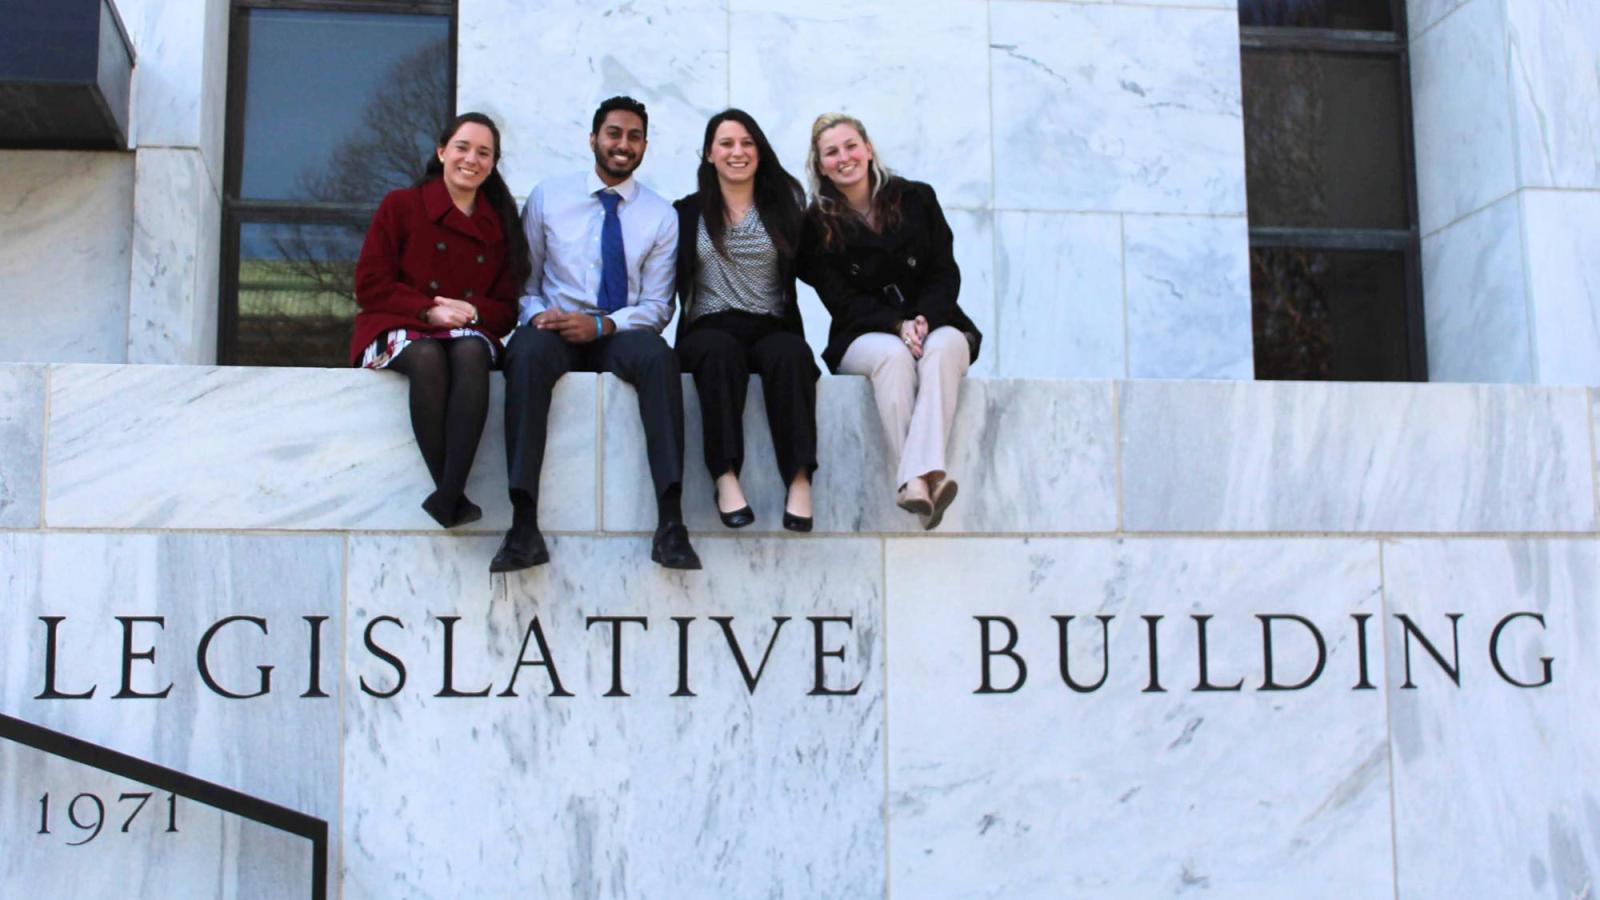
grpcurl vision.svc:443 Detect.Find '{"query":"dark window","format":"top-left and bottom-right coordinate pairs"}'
top-left (222, 1), bottom-right (454, 366)
top-left (1240, 0), bottom-right (1425, 380)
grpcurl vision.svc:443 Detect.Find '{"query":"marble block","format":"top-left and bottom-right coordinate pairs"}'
top-left (0, 152), bottom-right (134, 364)
top-left (129, 148), bottom-right (220, 365)
top-left (1120, 381), bottom-right (1596, 533)
top-left (1523, 190), bottom-right (1600, 385)
top-left (1410, 0), bottom-right (1518, 234)
top-left (118, 0), bottom-right (210, 152)
top-left (2, 740), bottom-right (316, 900)
top-left (948, 207), bottom-right (997, 378)
top-left (1507, 1), bottom-right (1600, 190)
top-left (602, 375), bottom-right (1118, 534)
top-left (0, 366), bottom-right (45, 528)
top-left (994, 212), bottom-right (1125, 380)
top-left (886, 538), bottom-right (1393, 896)
top-left (990, 2), bottom-right (1247, 215)
top-left (342, 534), bottom-right (884, 897)
top-left (45, 365), bottom-right (597, 531)
top-left (1382, 539), bottom-right (1600, 899)
top-left (729, 0), bottom-right (992, 209)
top-left (0, 532), bottom-right (343, 829)
top-left (1421, 194), bottom-right (1534, 383)
top-left (1123, 214), bottom-right (1252, 379)
top-left (457, 0), bottom-right (729, 203)
top-left (1409, 0), bottom-right (1471, 39)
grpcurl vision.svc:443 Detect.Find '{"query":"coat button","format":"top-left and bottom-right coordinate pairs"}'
top-left (476, 254), bottom-right (485, 264)
top-left (464, 290), bottom-right (475, 299)
top-left (435, 241), bottom-right (446, 251)
top-left (849, 263), bottom-right (860, 276)
top-left (907, 255), bottom-right (918, 268)
top-left (428, 280), bottom-right (439, 291)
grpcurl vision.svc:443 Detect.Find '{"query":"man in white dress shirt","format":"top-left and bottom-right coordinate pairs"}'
top-left (492, 96), bottom-right (701, 572)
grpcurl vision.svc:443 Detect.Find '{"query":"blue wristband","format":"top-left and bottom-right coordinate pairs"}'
top-left (592, 314), bottom-right (605, 339)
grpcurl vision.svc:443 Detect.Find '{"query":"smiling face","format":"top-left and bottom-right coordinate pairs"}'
top-left (436, 122), bottom-right (496, 196)
top-left (707, 119), bottom-right (759, 187)
top-left (814, 122), bottom-right (873, 193)
top-left (590, 109), bottom-right (647, 185)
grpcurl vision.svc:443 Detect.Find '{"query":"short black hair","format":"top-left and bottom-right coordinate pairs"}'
top-left (591, 95), bottom-right (648, 137)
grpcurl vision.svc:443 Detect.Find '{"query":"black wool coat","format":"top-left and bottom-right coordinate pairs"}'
top-left (799, 178), bottom-right (982, 374)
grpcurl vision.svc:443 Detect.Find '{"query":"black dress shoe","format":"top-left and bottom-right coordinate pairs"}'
top-left (490, 527), bottom-right (550, 572)
top-left (782, 511), bottom-right (813, 533)
top-left (714, 488), bottom-right (754, 528)
top-left (453, 496), bottom-right (483, 527)
top-left (651, 522), bottom-right (702, 570)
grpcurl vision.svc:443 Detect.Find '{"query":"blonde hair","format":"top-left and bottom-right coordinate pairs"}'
top-left (805, 112), bottom-right (899, 249)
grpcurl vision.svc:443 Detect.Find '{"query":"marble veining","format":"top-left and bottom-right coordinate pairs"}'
top-left (45, 365), bottom-right (597, 531)
top-left (1410, 0), bottom-right (1518, 234)
top-left (1523, 190), bottom-right (1600, 385)
top-left (1121, 380), bottom-right (1596, 533)
top-left (1422, 194), bottom-right (1534, 383)
top-left (342, 533), bottom-right (884, 897)
top-left (458, 0), bottom-right (729, 203)
top-left (1507, 0), bottom-right (1600, 190)
top-left (989, 2), bottom-right (1247, 215)
top-left (128, 149), bottom-right (214, 365)
top-left (1122, 214), bottom-right (1252, 379)
top-left (0, 153), bottom-right (134, 363)
top-left (886, 537), bottom-right (1393, 896)
top-left (995, 211), bottom-right (1126, 379)
top-left (603, 374), bottom-right (1118, 534)
top-left (1383, 539), bottom-right (1600, 899)
top-left (729, 0), bottom-right (993, 209)
top-left (0, 366), bottom-right (45, 528)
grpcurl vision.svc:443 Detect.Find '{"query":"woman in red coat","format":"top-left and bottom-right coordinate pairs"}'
top-left (351, 112), bottom-right (531, 527)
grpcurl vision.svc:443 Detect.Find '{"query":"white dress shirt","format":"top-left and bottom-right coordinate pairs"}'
top-left (517, 170), bottom-right (678, 332)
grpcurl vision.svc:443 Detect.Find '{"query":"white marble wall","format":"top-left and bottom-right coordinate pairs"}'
top-left (0, 366), bottom-right (44, 528)
top-left (3, 368), bottom-right (1600, 895)
top-left (119, 0), bottom-right (229, 364)
top-left (1412, 0), bottom-right (1600, 384)
top-left (0, 154), bottom-right (135, 364)
top-left (459, 0), bottom-right (1255, 379)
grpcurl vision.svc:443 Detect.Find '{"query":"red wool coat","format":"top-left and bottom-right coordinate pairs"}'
top-left (349, 177), bottom-right (521, 365)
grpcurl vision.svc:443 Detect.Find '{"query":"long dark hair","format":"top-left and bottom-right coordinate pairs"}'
top-left (805, 112), bottom-right (903, 253)
top-left (695, 109), bottom-right (804, 258)
top-left (419, 111), bottom-right (532, 290)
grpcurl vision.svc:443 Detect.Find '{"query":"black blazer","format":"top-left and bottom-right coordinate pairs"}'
top-left (799, 178), bottom-right (982, 373)
top-left (671, 193), bottom-right (807, 345)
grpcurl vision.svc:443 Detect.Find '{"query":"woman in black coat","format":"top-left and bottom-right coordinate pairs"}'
top-left (801, 113), bottom-right (982, 530)
top-left (674, 109), bottom-right (819, 531)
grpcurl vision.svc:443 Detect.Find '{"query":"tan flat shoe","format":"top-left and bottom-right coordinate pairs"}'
top-left (922, 478), bottom-right (958, 530)
top-left (896, 478), bottom-right (933, 516)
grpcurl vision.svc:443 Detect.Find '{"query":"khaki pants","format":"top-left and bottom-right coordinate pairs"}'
top-left (837, 326), bottom-right (970, 489)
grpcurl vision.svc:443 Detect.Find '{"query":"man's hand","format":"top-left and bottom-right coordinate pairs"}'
top-left (535, 310), bottom-right (607, 343)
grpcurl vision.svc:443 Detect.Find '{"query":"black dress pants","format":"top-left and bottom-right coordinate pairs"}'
top-left (502, 326), bottom-right (685, 510)
top-left (676, 310), bottom-right (819, 484)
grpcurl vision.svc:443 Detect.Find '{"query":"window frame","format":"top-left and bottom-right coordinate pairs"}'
top-left (1240, 0), bottom-right (1427, 380)
top-left (218, 0), bottom-right (457, 364)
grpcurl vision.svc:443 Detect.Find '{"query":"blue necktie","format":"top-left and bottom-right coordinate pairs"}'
top-left (597, 190), bottom-right (627, 313)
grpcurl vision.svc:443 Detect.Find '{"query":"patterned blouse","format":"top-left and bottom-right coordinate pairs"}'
top-left (687, 208), bottom-right (785, 322)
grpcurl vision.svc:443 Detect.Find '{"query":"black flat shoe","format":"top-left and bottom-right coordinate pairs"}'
top-left (454, 496), bottom-right (483, 527)
top-left (423, 492), bottom-right (484, 529)
top-left (490, 527), bottom-right (549, 572)
top-left (714, 489), bottom-right (754, 529)
top-left (651, 522), bottom-right (702, 570)
top-left (782, 511), bottom-right (813, 533)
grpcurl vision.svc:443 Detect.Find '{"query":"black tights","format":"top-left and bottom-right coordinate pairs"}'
top-left (389, 337), bottom-right (492, 526)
